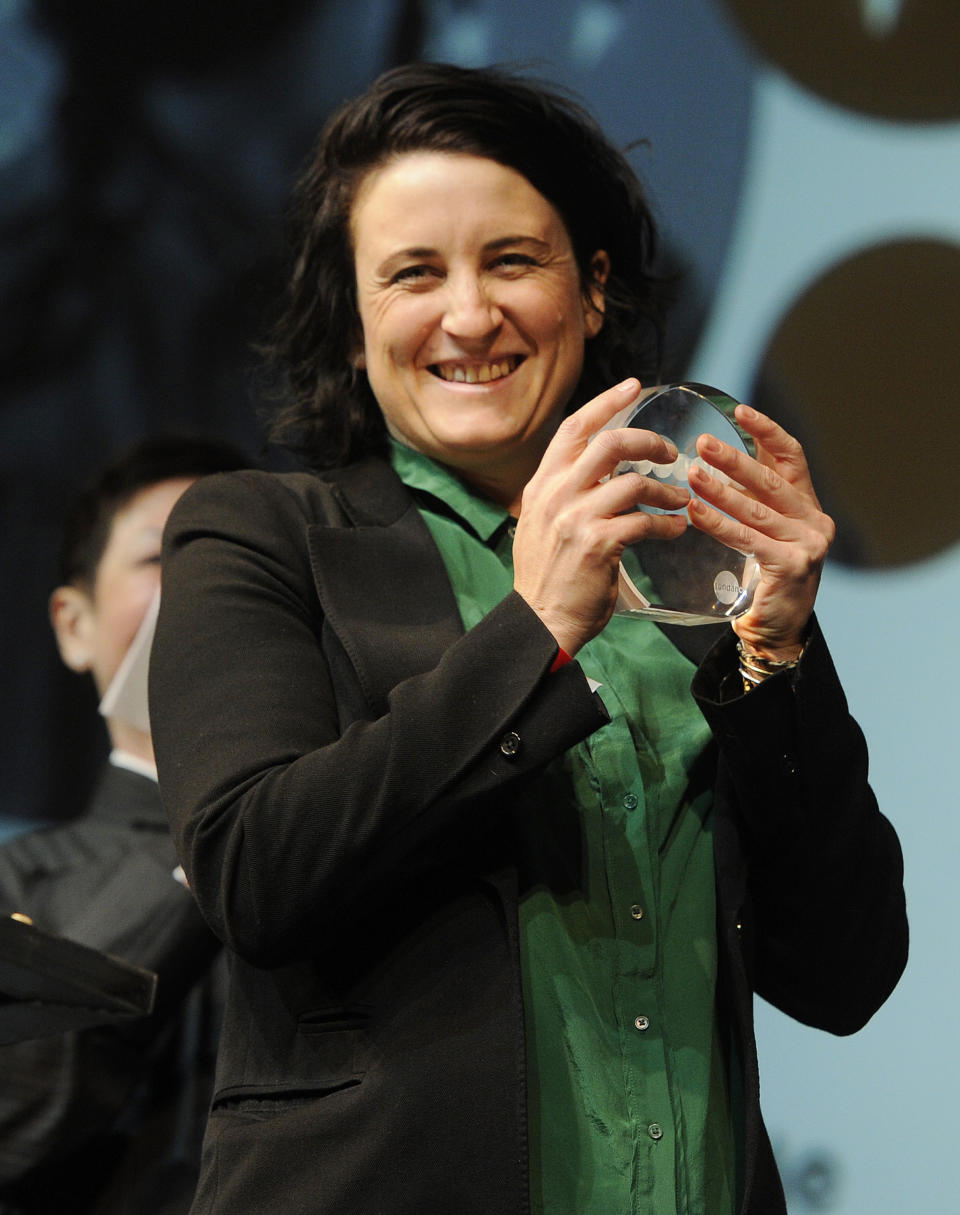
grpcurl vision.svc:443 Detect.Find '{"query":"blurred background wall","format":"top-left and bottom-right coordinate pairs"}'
top-left (2, 1), bottom-right (957, 1210)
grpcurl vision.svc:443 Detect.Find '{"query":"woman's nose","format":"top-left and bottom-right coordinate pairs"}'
top-left (440, 274), bottom-right (503, 341)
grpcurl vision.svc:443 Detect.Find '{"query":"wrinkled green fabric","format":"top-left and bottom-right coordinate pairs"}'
top-left (392, 441), bottom-right (737, 1215)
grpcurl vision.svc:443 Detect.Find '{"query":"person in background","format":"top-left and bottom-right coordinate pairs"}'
top-left (0, 436), bottom-right (247, 1215)
top-left (149, 64), bottom-right (907, 1215)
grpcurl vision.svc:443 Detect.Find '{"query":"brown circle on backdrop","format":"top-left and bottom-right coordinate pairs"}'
top-left (749, 238), bottom-right (960, 568)
top-left (721, 0), bottom-right (960, 120)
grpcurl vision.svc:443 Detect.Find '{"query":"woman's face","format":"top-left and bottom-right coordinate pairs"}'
top-left (351, 152), bottom-right (605, 501)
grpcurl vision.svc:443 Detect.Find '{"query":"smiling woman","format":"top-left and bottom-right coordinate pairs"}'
top-left (351, 152), bottom-right (606, 510)
top-left (148, 62), bottom-right (907, 1215)
top-left (264, 62), bottom-right (666, 473)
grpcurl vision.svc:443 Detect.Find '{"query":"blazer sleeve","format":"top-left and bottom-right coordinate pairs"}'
top-left (692, 620), bottom-right (908, 1034)
top-left (149, 470), bottom-right (609, 968)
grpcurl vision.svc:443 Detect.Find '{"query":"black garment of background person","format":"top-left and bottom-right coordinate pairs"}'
top-left (0, 763), bottom-right (224, 1215)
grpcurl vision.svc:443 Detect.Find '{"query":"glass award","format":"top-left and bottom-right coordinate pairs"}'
top-left (600, 382), bottom-right (759, 626)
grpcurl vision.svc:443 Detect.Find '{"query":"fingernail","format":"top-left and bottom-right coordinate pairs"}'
top-left (738, 404), bottom-right (757, 421)
top-left (616, 377), bottom-right (640, 393)
top-left (701, 435), bottom-right (720, 453)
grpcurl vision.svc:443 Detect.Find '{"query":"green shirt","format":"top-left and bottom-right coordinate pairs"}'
top-left (391, 442), bottom-right (738, 1215)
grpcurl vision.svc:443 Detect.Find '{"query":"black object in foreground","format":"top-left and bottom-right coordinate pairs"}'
top-left (0, 913), bottom-right (157, 1044)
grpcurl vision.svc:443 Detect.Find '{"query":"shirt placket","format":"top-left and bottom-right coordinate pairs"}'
top-left (581, 704), bottom-right (679, 1215)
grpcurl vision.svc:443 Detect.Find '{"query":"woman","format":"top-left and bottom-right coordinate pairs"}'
top-left (149, 63), bottom-right (907, 1215)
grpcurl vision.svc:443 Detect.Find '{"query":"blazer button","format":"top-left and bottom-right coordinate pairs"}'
top-left (499, 731), bottom-right (522, 759)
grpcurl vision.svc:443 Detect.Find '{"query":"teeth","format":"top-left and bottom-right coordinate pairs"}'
top-left (434, 359), bottom-right (517, 383)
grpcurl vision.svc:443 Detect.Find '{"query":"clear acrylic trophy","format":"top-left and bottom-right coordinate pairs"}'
top-left (600, 382), bottom-right (759, 626)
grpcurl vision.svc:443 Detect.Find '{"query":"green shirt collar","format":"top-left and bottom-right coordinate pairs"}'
top-left (389, 439), bottom-right (510, 544)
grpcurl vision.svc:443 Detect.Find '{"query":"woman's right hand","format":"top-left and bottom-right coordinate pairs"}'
top-left (513, 378), bottom-right (691, 656)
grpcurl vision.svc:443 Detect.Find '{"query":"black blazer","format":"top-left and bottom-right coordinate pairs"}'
top-left (150, 457), bottom-right (907, 1215)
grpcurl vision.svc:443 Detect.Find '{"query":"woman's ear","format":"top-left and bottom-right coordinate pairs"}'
top-left (49, 586), bottom-right (96, 673)
top-left (582, 250), bottom-right (610, 339)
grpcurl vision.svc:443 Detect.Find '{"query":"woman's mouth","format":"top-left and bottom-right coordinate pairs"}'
top-left (429, 356), bottom-right (523, 384)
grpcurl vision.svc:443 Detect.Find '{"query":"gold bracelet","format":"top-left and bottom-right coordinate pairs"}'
top-left (737, 639), bottom-right (803, 695)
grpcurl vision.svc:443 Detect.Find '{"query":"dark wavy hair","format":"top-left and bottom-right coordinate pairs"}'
top-left (265, 62), bottom-right (666, 470)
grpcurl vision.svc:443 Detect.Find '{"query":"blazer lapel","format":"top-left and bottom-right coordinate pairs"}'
top-left (306, 459), bottom-right (464, 716)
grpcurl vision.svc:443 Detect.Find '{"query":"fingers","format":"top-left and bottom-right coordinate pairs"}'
top-left (688, 457), bottom-right (834, 558)
top-left (694, 432), bottom-right (797, 515)
top-left (686, 493), bottom-right (784, 562)
top-left (543, 377), bottom-right (645, 465)
top-left (597, 468), bottom-right (691, 519)
top-left (519, 465), bottom-right (690, 568)
top-left (513, 379), bottom-right (697, 653)
top-left (577, 427), bottom-right (681, 491)
top-left (693, 409), bottom-right (830, 531)
top-left (537, 380), bottom-right (676, 477)
top-left (684, 405), bottom-right (836, 652)
top-left (615, 507), bottom-right (690, 545)
top-left (688, 460), bottom-right (794, 548)
top-left (733, 405), bottom-right (820, 499)
top-left (523, 437), bottom-right (691, 536)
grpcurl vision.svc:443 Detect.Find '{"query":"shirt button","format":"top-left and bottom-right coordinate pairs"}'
top-left (630, 904), bottom-right (644, 920)
top-left (648, 1123), bottom-right (664, 1141)
top-left (634, 1015), bottom-right (650, 1032)
top-left (499, 731), bottom-right (522, 759)
top-left (623, 792), bottom-right (638, 811)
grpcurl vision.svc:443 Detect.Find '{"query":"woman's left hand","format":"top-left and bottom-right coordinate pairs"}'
top-left (686, 404), bottom-right (835, 661)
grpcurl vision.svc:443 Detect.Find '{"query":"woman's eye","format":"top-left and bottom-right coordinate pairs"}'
top-left (392, 264), bottom-right (438, 284)
top-left (489, 252), bottom-right (539, 274)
